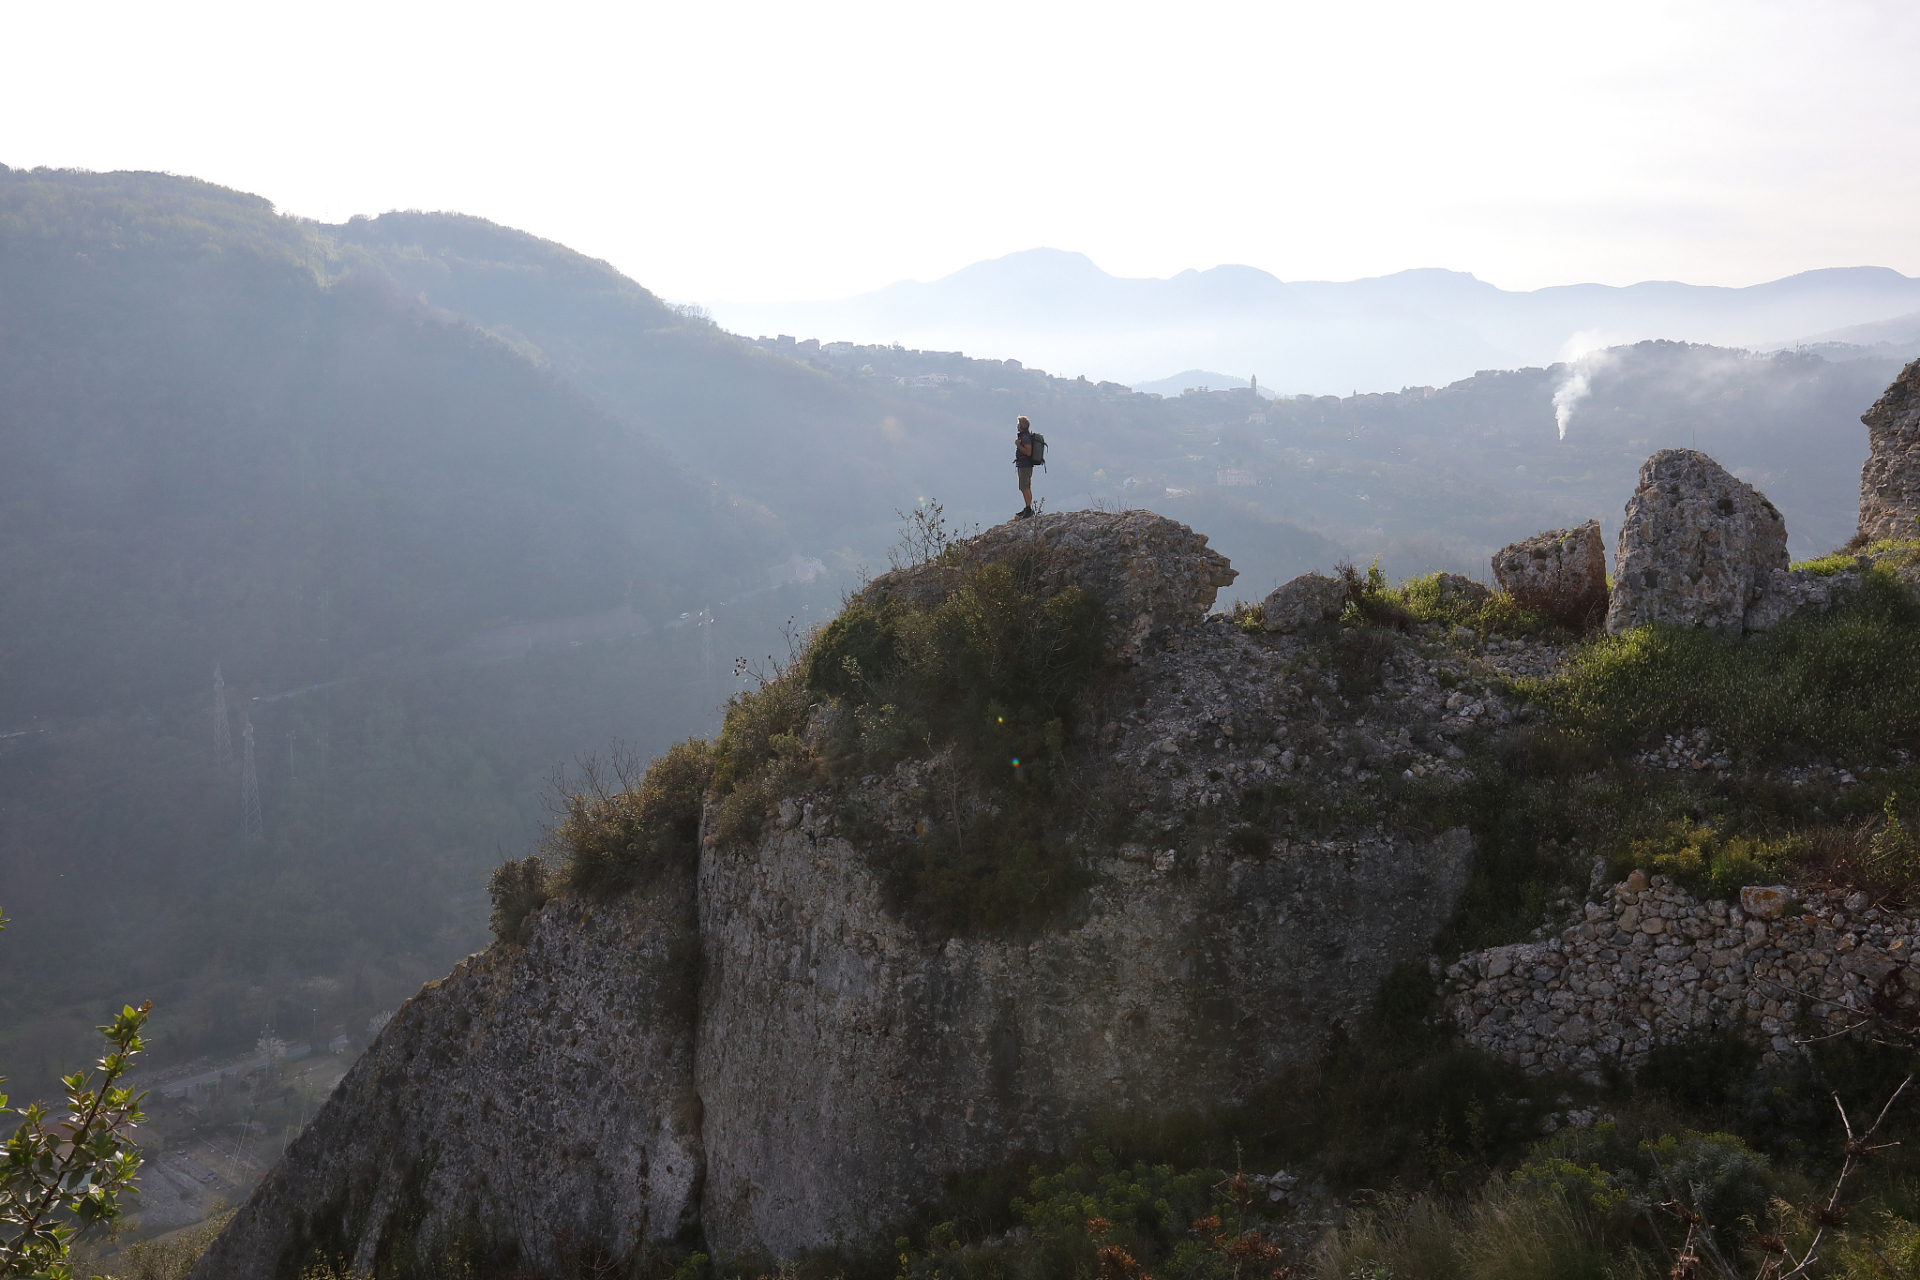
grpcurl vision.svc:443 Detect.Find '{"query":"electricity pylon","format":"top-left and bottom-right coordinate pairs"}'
top-left (241, 717), bottom-right (263, 843)
top-left (213, 666), bottom-right (233, 771)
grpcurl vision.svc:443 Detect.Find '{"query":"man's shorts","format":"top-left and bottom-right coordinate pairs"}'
top-left (1017, 465), bottom-right (1033, 488)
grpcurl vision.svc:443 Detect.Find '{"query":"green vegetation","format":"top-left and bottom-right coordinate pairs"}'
top-left (1799, 539), bottom-right (1920, 577)
top-left (0, 164), bottom-right (842, 1089)
top-left (894, 1153), bottom-right (1286, 1280)
top-left (112, 1209), bottom-right (234, 1280)
top-left (1538, 568), bottom-right (1920, 762)
top-left (697, 535), bottom-right (1114, 937)
top-left (1376, 570), bottom-right (1554, 637)
top-left (485, 857), bottom-right (550, 947)
top-left (823, 949), bottom-right (1920, 1280)
top-left (809, 551), bottom-right (1110, 935)
top-left (546, 740), bottom-right (714, 901)
top-left (0, 911), bottom-right (150, 1279)
top-left (1624, 818), bottom-right (1797, 902)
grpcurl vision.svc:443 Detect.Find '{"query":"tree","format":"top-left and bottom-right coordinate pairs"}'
top-left (0, 906), bottom-right (151, 1279)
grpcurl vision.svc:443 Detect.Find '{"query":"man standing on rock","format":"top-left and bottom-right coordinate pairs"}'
top-left (1014, 415), bottom-right (1037, 520)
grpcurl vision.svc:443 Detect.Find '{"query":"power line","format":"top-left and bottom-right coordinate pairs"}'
top-left (213, 666), bottom-right (233, 772)
top-left (241, 717), bottom-right (263, 844)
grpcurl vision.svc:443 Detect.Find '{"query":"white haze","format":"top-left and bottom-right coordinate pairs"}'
top-left (1, 0), bottom-right (1918, 308)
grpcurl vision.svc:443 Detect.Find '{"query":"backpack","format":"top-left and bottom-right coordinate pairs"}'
top-left (1029, 432), bottom-right (1047, 468)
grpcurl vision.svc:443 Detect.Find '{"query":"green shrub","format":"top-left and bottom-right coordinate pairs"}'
top-left (120, 1209), bottom-right (234, 1280)
top-left (1337, 560), bottom-right (1413, 630)
top-left (865, 798), bottom-right (1096, 937)
top-left (892, 1152), bottom-right (1289, 1280)
top-left (1391, 573), bottom-right (1551, 637)
top-left (795, 549), bottom-right (1112, 936)
top-left (1527, 1123), bottom-right (1774, 1256)
top-left (1314, 1181), bottom-right (1626, 1280)
top-left (486, 855), bottom-right (550, 945)
top-left (807, 560), bottom-right (1108, 782)
top-left (1509, 1155), bottom-right (1629, 1217)
top-left (548, 739), bottom-right (714, 900)
top-left (1638, 1026), bottom-right (1763, 1115)
top-left (714, 671), bottom-right (814, 794)
top-left (1636, 1131), bottom-right (1773, 1250)
top-left (1624, 817), bottom-right (1796, 902)
top-left (1537, 569), bottom-right (1920, 762)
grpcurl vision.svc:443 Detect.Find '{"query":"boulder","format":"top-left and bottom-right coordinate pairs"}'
top-left (1859, 357), bottom-right (1920, 543)
top-left (1429, 573), bottom-right (1490, 609)
top-left (859, 510), bottom-right (1235, 658)
top-left (1260, 572), bottom-right (1350, 632)
top-left (1491, 521), bottom-right (1607, 627)
top-left (1605, 450), bottom-right (1788, 634)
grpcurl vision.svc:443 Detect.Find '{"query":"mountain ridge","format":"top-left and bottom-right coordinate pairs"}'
top-left (710, 249), bottom-right (1920, 391)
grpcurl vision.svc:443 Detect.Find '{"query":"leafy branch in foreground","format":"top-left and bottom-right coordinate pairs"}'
top-left (0, 904), bottom-right (152, 1280)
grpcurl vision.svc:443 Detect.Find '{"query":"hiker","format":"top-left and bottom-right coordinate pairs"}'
top-left (1014, 415), bottom-right (1036, 519)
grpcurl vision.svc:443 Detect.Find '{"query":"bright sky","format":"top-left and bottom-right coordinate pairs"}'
top-left (5, 0), bottom-right (1917, 303)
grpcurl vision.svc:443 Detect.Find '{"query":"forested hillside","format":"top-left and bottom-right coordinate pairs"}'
top-left (0, 170), bottom-right (825, 1085)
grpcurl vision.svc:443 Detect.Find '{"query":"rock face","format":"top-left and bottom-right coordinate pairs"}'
top-left (1447, 876), bottom-right (1920, 1076)
top-left (1605, 450), bottom-right (1788, 634)
top-left (1259, 572), bottom-right (1349, 632)
top-left (859, 510), bottom-right (1236, 657)
top-left (1739, 564), bottom-right (1866, 632)
top-left (190, 887), bottom-right (701, 1279)
top-left (193, 516), bottom-right (1489, 1274)
top-left (695, 813), bottom-right (1473, 1257)
top-left (1859, 358), bottom-right (1920, 543)
top-left (1491, 521), bottom-right (1607, 627)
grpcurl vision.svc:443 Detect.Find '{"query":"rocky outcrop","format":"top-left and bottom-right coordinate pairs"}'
top-left (1859, 358), bottom-right (1920, 543)
top-left (1428, 573), bottom-right (1490, 610)
top-left (1445, 874), bottom-right (1920, 1079)
top-left (1259, 572), bottom-right (1348, 632)
top-left (190, 887), bottom-right (701, 1279)
top-left (193, 519), bottom-right (1505, 1274)
top-left (1605, 450), bottom-right (1788, 634)
top-left (1740, 563), bottom-right (1866, 632)
top-left (859, 510), bottom-right (1235, 658)
top-left (695, 805), bottom-right (1473, 1257)
top-left (1492, 521), bottom-right (1607, 627)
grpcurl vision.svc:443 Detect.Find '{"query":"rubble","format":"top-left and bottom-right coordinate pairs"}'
top-left (1742, 563), bottom-right (1867, 631)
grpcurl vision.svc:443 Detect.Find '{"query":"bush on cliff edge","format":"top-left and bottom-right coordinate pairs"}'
top-left (487, 739), bottom-right (715, 928)
top-left (700, 516), bottom-right (1113, 936)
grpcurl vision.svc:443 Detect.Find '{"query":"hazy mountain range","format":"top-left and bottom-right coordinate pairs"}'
top-left (710, 249), bottom-right (1920, 394)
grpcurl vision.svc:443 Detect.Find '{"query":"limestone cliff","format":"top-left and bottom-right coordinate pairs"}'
top-left (1860, 357), bottom-right (1920, 543)
top-left (694, 784), bottom-right (1471, 1257)
top-left (190, 512), bottom-right (1475, 1277)
top-left (190, 885), bottom-right (702, 1278)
